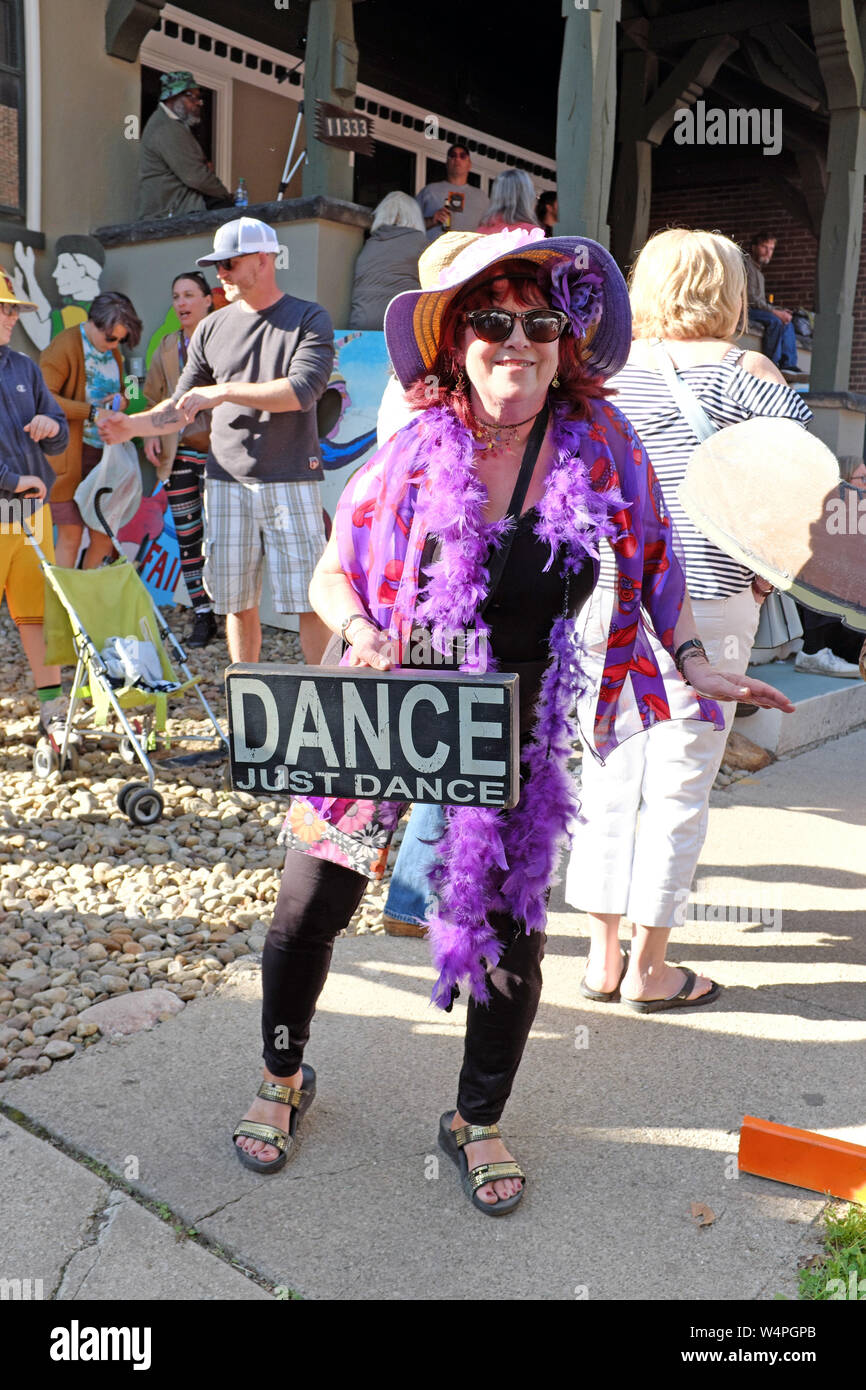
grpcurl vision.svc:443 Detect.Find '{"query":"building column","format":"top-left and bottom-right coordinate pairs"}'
top-left (809, 0), bottom-right (866, 392)
top-left (556, 0), bottom-right (621, 246)
top-left (302, 0), bottom-right (359, 202)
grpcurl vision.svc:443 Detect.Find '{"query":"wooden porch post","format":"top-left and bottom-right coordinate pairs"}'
top-left (556, 0), bottom-right (622, 247)
top-left (302, 0), bottom-right (359, 201)
top-left (808, 0), bottom-right (866, 392)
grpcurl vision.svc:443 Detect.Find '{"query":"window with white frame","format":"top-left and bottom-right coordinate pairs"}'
top-left (0, 0), bottom-right (25, 218)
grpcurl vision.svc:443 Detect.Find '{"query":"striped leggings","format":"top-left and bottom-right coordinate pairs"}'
top-left (166, 448), bottom-right (210, 610)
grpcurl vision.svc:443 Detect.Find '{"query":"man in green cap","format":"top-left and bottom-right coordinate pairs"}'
top-left (137, 71), bottom-right (233, 220)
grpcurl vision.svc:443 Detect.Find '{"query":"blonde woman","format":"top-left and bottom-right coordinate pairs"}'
top-left (565, 228), bottom-right (809, 1011)
top-left (348, 192), bottom-right (427, 330)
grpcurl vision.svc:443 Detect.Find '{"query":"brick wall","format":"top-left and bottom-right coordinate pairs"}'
top-left (648, 178), bottom-right (866, 393)
top-left (0, 105), bottom-right (19, 209)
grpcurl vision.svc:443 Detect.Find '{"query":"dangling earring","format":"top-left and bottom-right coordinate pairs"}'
top-left (455, 368), bottom-right (465, 392)
top-left (551, 369), bottom-right (560, 389)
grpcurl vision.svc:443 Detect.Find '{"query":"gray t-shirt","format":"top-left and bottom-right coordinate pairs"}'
top-left (416, 180), bottom-right (490, 240)
top-left (173, 294), bottom-right (334, 483)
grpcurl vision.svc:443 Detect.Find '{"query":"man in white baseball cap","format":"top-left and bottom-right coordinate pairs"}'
top-left (195, 216), bottom-right (281, 265)
top-left (101, 218), bottom-right (334, 665)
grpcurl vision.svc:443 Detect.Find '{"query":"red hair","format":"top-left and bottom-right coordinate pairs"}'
top-left (403, 259), bottom-right (610, 426)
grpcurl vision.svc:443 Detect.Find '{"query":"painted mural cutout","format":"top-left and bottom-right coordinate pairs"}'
top-left (11, 234), bottom-right (106, 351)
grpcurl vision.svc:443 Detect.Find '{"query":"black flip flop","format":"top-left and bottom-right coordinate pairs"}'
top-left (580, 949), bottom-right (629, 1003)
top-left (621, 968), bottom-right (721, 1014)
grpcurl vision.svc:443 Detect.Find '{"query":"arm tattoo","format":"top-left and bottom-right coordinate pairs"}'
top-left (151, 402), bottom-right (184, 429)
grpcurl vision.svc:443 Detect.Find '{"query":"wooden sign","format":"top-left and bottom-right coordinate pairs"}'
top-left (313, 100), bottom-right (374, 156)
top-left (226, 664), bottom-right (519, 807)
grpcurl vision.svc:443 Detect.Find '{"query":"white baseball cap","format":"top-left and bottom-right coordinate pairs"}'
top-left (196, 216), bottom-right (280, 266)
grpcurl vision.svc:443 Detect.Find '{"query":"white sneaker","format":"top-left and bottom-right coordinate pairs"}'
top-left (794, 648), bottom-right (861, 678)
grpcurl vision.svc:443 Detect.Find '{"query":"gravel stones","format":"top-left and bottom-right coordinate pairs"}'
top-left (0, 611), bottom-right (392, 1084)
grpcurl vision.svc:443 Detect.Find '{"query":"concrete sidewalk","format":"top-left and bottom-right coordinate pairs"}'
top-left (3, 730), bottom-right (865, 1301)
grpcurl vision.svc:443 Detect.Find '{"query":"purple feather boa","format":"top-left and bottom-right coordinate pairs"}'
top-left (416, 402), bottom-right (623, 1007)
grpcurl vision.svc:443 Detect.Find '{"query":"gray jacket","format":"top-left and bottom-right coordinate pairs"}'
top-left (137, 106), bottom-right (232, 220)
top-left (348, 226), bottom-right (427, 330)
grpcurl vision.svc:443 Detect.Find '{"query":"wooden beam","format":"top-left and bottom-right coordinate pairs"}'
top-left (609, 28), bottom-right (656, 267)
top-left (765, 171), bottom-right (817, 230)
top-left (104, 0), bottom-right (166, 62)
top-left (707, 69), bottom-right (828, 150)
top-left (752, 23), bottom-right (826, 106)
top-left (741, 38), bottom-right (824, 111)
top-left (795, 146), bottom-right (829, 235)
top-left (646, 0), bottom-right (809, 49)
top-left (809, 0), bottom-right (864, 107)
top-left (642, 35), bottom-right (740, 145)
top-left (808, 1), bottom-right (866, 390)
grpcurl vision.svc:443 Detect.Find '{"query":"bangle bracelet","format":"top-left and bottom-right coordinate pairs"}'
top-left (340, 612), bottom-right (375, 644)
top-left (674, 638), bottom-right (708, 676)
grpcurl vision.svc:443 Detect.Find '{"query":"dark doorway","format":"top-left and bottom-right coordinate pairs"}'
top-left (353, 141), bottom-right (415, 212)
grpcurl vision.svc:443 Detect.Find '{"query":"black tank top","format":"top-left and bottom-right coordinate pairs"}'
top-left (411, 509), bottom-right (593, 738)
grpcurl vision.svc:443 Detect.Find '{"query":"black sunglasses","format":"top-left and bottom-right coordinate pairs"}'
top-left (462, 308), bottom-right (570, 344)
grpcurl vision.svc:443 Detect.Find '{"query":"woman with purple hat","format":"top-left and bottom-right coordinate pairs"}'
top-left (232, 227), bottom-right (792, 1214)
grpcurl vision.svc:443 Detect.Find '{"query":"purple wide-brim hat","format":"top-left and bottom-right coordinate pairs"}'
top-left (383, 227), bottom-right (632, 388)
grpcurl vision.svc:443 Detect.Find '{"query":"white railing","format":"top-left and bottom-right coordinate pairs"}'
top-left (145, 4), bottom-right (556, 197)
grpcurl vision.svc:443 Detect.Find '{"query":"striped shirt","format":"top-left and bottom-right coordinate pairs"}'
top-left (600, 346), bottom-right (812, 598)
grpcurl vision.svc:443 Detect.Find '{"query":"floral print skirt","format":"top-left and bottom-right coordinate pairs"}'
top-left (279, 796), bottom-right (408, 880)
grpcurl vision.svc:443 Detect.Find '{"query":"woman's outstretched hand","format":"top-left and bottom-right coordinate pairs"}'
top-left (345, 624), bottom-right (394, 672)
top-left (683, 659), bottom-right (795, 712)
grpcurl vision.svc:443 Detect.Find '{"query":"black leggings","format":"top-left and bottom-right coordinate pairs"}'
top-left (261, 848), bottom-right (545, 1125)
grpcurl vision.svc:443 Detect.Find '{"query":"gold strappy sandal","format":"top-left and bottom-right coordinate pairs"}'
top-left (438, 1110), bottom-right (526, 1216)
top-left (232, 1065), bottom-right (316, 1174)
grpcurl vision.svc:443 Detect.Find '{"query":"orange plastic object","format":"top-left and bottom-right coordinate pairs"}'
top-left (739, 1115), bottom-right (866, 1202)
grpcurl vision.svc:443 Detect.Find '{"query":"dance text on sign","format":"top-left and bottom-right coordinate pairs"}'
top-left (226, 664), bottom-right (520, 808)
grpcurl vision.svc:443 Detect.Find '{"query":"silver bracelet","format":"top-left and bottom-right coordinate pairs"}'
top-left (340, 612), bottom-right (375, 644)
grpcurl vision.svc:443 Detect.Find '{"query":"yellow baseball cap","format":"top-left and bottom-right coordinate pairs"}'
top-left (0, 268), bottom-right (36, 311)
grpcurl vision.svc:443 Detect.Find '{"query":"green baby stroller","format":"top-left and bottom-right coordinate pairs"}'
top-left (27, 512), bottom-right (227, 825)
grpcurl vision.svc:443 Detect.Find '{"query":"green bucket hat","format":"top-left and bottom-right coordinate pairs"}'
top-left (160, 70), bottom-right (198, 101)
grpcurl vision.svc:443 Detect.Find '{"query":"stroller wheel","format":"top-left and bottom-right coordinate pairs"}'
top-left (33, 740), bottom-right (58, 780)
top-left (117, 781), bottom-right (144, 814)
top-left (126, 785), bottom-right (164, 826)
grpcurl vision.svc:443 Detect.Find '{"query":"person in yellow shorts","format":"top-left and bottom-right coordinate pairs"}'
top-left (0, 270), bottom-right (71, 744)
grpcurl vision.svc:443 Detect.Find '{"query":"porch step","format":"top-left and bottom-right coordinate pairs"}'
top-left (733, 656), bottom-right (866, 757)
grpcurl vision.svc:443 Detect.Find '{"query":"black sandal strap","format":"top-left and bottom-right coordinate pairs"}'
top-left (674, 968), bottom-right (697, 1001)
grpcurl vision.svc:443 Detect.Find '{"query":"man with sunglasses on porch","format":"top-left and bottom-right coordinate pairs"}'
top-left (417, 143), bottom-right (489, 241)
top-left (99, 217), bottom-right (334, 666)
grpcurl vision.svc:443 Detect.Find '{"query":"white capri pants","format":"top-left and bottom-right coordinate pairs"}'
top-left (565, 584), bottom-right (760, 928)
